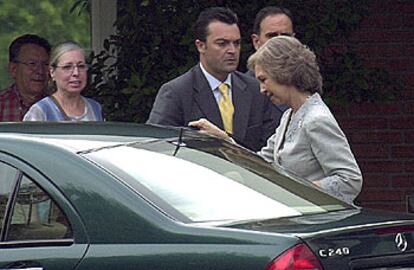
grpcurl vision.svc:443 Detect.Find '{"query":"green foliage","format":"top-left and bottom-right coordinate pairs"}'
top-left (0, 0), bottom-right (90, 88)
top-left (88, 0), bottom-right (399, 122)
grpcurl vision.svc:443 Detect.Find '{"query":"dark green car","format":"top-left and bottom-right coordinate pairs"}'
top-left (0, 122), bottom-right (413, 270)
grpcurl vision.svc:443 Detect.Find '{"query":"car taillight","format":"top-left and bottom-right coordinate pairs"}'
top-left (266, 243), bottom-right (323, 270)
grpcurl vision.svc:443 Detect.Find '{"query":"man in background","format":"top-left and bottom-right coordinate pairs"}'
top-left (148, 7), bottom-right (278, 151)
top-left (0, 34), bottom-right (51, 121)
top-left (251, 6), bottom-right (295, 53)
top-left (247, 6), bottom-right (295, 120)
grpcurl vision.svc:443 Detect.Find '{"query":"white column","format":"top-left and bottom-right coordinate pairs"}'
top-left (91, 0), bottom-right (117, 54)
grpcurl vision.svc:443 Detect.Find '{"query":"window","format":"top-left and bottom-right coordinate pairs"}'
top-left (0, 162), bottom-right (72, 241)
top-left (0, 163), bottom-right (18, 234)
top-left (85, 139), bottom-right (351, 224)
top-left (7, 175), bottom-right (73, 241)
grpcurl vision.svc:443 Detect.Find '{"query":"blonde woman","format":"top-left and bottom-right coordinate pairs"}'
top-left (23, 41), bottom-right (103, 121)
top-left (189, 36), bottom-right (362, 204)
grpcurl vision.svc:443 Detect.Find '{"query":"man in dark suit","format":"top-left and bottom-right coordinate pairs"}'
top-left (246, 6), bottom-right (296, 119)
top-left (147, 7), bottom-right (278, 151)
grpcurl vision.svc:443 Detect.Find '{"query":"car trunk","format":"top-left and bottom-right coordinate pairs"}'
top-left (226, 208), bottom-right (414, 270)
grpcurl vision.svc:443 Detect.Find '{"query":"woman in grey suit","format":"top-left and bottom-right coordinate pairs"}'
top-left (189, 36), bottom-right (362, 204)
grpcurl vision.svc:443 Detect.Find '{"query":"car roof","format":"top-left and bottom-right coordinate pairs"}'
top-left (0, 122), bottom-right (186, 152)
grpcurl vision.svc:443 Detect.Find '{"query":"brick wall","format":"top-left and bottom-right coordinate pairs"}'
top-left (333, 1), bottom-right (414, 212)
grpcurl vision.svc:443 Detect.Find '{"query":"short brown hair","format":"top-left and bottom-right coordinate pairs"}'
top-left (248, 36), bottom-right (322, 94)
top-left (195, 7), bottom-right (238, 42)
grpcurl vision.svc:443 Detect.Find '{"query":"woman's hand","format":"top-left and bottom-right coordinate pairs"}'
top-left (188, 118), bottom-right (230, 140)
top-left (313, 180), bottom-right (322, 187)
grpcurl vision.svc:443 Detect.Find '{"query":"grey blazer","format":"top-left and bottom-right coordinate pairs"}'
top-left (259, 93), bottom-right (363, 204)
top-left (147, 64), bottom-right (279, 151)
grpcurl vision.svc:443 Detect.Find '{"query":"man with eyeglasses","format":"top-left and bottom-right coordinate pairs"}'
top-left (0, 34), bottom-right (51, 121)
top-left (246, 6), bottom-right (295, 125)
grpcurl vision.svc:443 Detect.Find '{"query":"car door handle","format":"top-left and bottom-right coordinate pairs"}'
top-left (7, 268), bottom-right (43, 270)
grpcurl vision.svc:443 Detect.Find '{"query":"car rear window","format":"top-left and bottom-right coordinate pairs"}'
top-left (84, 138), bottom-right (351, 224)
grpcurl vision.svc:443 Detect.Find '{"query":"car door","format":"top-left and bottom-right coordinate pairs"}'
top-left (0, 154), bottom-right (88, 270)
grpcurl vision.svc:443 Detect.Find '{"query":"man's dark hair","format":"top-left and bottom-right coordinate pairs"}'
top-left (9, 34), bottom-right (51, 62)
top-left (253, 6), bottom-right (294, 35)
top-left (195, 7), bottom-right (239, 42)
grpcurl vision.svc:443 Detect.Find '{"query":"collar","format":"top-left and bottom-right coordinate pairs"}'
top-left (291, 93), bottom-right (321, 122)
top-left (199, 63), bottom-right (232, 91)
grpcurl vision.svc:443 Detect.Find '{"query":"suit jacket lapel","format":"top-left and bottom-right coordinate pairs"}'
top-left (192, 65), bottom-right (224, 128)
top-left (232, 73), bottom-right (251, 141)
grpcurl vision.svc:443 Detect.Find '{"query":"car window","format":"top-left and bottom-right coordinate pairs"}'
top-left (84, 139), bottom-right (351, 224)
top-left (0, 162), bottom-right (19, 234)
top-left (6, 175), bottom-right (73, 241)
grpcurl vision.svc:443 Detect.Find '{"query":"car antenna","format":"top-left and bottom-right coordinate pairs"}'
top-left (172, 127), bottom-right (184, 156)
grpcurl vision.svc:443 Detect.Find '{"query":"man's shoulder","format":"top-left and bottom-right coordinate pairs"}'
top-left (232, 70), bottom-right (260, 96)
top-left (0, 85), bottom-right (21, 121)
top-left (0, 85), bottom-right (16, 100)
top-left (167, 65), bottom-right (199, 82)
top-left (244, 69), bottom-right (255, 78)
top-left (160, 65), bottom-right (200, 90)
top-left (233, 70), bottom-right (259, 86)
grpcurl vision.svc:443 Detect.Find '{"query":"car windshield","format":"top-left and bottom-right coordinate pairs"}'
top-left (83, 136), bottom-right (351, 224)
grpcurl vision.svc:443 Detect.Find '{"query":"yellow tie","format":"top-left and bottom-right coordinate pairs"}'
top-left (218, 83), bottom-right (234, 134)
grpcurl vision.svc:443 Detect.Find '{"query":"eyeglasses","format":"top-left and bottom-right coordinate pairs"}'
top-left (54, 63), bottom-right (90, 73)
top-left (15, 61), bottom-right (49, 70)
